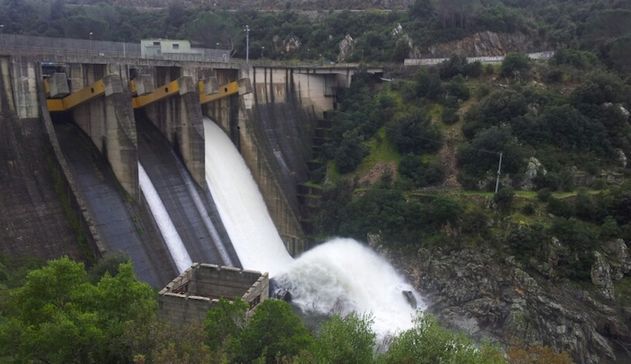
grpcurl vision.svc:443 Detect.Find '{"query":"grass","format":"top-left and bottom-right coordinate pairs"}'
top-left (355, 127), bottom-right (401, 176)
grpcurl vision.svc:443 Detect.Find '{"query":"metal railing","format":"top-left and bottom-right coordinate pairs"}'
top-left (0, 33), bottom-right (231, 63)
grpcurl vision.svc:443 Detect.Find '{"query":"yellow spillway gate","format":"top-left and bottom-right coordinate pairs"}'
top-left (198, 80), bottom-right (240, 105)
top-left (46, 79), bottom-right (106, 112)
top-left (131, 80), bottom-right (180, 109)
top-left (47, 78), bottom-right (240, 112)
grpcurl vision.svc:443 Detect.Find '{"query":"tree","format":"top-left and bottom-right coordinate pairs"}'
top-left (0, 257), bottom-right (156, 363)
top-left (501, 53), bottom-right (531, 79)
top-left (381, 314), bottom-right (504, 363)
top-left (309, 314), bottom-right (375, 364)
top-left (388, 112), bottom-right (443, 155)
top-left (205, 298), bottom-right (248, 352)
top-left (457, 126), bottom-right (526, 180)
top-left (494, 187), bottom-right (515, 212)
top-left (416, 68), bottom-right (445, 101)
top-left (399, 155), bottom-right (445, 187)
top-left (232, 300), bottom-right (313, 363)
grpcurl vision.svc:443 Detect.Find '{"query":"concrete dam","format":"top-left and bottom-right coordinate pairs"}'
top-left (0, 35), bottom-right (423, 337)
top-left (0, 36), bottom-right (374, 286)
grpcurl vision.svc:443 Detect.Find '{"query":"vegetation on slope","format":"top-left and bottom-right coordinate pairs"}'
top-left (0, 0), bottom-right (629, 69)
top-left (313, 51), bottom-right (631, 283)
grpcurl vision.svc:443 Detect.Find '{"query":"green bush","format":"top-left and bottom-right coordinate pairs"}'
top-left (445, 76), bottom-right (470, 101)
top-left (399, 155), bottom-right (445, 187)
top-left (387, 112), bottom-right (443, 155)
top-left (494, 187), bottom-right (515, 212)
top-left (537, 188), bottom-right (552, 202)
top-left (547, 197), bottom-right (575, 218)
top-left (501, 52), bottom-right (531, 79)
top-left (551, 49), bottom-right (598, 69)
top-left (442, 107), bottom-right (460, 124)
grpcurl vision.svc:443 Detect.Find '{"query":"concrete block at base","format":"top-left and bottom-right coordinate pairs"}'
top-left (134, 74), bottom-right (154, 96)
top-left (178, 76), bottom-right (195, 95)
top-left (48, 73), bottom-right (69, 98)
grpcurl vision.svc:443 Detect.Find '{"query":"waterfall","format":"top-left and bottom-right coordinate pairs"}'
top-left (203, 118), bottom-right (422, 336)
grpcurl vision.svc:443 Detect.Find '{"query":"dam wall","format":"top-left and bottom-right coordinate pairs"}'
top-left (69, 67), bottom-right (139, 198)
top-left (0, 56), bottom-right (95, 261)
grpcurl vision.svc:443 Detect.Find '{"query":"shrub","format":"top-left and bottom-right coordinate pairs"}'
top-left (388, 112), bottom-right (443, 155)
top-left (445, 75), bottom-right (470, 101)
top-left (416, 68), bottom-right (445, 101)
top-left (463, 61), bottom-right (483, 78)
top-left (547, 197), bottom-right (575, 218)
top-left (501, 52), bottom-right (531, 79)
top-left (537, 188), bottom-right (552, 202)
top-left (399, 155), bottom-right (445, 187)
top-left (494, 187), bottom-right (515, 212)
top-left (442, 107), bottom-right (460, 124)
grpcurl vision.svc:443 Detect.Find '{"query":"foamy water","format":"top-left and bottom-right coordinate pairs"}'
top-left (138, 163), bottom-right (192, 273)
top-left (203, 118), bottom-right (422, 336)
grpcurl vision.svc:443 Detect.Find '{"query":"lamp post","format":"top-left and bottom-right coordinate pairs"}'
top-left (88, 31), bottom-right (93, 55)
top-left (244, 25), bottom-right (250, 63)
top-left (261, 46), bottom-right (265, 59)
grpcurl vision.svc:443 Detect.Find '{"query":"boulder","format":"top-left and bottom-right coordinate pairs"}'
top-left (590, 251), bottom-right (615, 300)
top-left (337, 34), bottom-right (354, 62)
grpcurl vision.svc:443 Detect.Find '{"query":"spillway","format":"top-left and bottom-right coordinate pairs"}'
top-left (137, 116), bottom-right (239, 268)
top-left (203, 118), bottom-right (422, 336)
top-left (54, 121), bottom-right (175, 287)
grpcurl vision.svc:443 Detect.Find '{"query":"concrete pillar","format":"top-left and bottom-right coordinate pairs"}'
top-left (10, 57), bottom-right (39, 119)
top-left (144, 75), bottom-right (206, 187)
top-left (103, 75), bottom-right (139, 198)
top-left (176, 76), bottom-right (205, 187)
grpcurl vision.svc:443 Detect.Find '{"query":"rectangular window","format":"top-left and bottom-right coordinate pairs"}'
top-left (173, 43), bottom-right (179, 49)
top-left (153, 41), bottom-right (160, 46)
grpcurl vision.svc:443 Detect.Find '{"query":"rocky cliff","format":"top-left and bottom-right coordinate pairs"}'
top-left (370, 239), bottom-right (631, 364)
top-left (419, 31), bottom-right (542, 58)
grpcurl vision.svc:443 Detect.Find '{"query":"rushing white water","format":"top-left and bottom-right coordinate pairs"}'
top-left (203, 118), bottom-right (422, 336)
top-left (203, 119), bottom-right (293, 275)
top-left (138, 163), bottom-right (192, 273)
top-left (274, 238), bottom-right (423, 335)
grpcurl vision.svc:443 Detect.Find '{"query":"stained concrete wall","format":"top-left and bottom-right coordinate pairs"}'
top-left (69, 70), bottom-right (139, 198)
top-left (9, 56), bottom-right (39, 119)
top-left (158, 263), bottom-right (269, 325)
top-left (0, 56), bottom-right (99, 261)
top-left (143, 75), bottom-right (206, 187)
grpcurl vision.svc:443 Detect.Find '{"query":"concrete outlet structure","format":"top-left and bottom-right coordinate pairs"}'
top-left (159, 263), bottom-right (269, 325)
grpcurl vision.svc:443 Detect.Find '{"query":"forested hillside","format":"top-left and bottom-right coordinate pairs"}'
top-left (0, 0), bottom-right (629, 69)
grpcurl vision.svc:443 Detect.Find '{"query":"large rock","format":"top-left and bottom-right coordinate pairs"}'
top-left (386, 247), bottom-right (627, 364)
top-left (522, 157), bottom-right (546, 190)
top-left (602, 239), bottom-right (631, 280)
top-left (337, 34), bottom-right (354, 62)
top-left (591, 251), bottom-right (615, 300)
top-left (421, 31), bottom-right (536, 58)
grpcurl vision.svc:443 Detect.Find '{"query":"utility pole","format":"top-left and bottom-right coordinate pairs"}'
top-left (494, 151), bottom-right (503, 194)
top-left (244, 25), bottom-right (250, 63)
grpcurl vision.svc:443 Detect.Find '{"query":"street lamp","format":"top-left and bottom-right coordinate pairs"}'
top-left (244, 25), bottom-right (250, 63)
top-left (88, 31), bottom-right (93, 55)
top-left (261, 46), bottom-right (265, 59)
